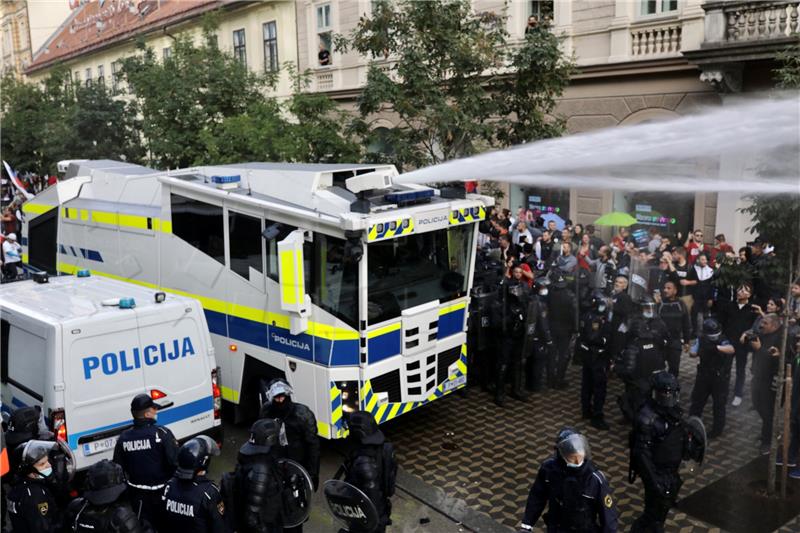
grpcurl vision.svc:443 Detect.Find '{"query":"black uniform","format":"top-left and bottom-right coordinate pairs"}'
top-left (616, 317), bottom-right (669, 422)
top-left (7, 477), bottom-right (60, 532)
top-left (609, 290), bottom-right (635, 360)
top-left (579, 309), bottom-right (614, 423)
top-left (520, 456), bottom-right (618, 532)
top-left (718, 299), bottom-right (757, 399)
top-left (658, 297), bottom-right (691, 377)
top-left (343, 444), bottom-right (395, 533)
top-left (65, 497), bottom-right (151, 532)
top-left (162, 475), bottom-right (228, 532)
top-left (548, 284), bottom-right (578, 388)
top-left (113, 418), bottom-right (179, 525)
top-left (230, 452), bottom-right (283, 532)
top-left (526, 293), bottom-right (553, 392)
top-left (630, 400), bottom-right (689, 533)
top-left (491, 279), bottom-right (531, 404)
top-left (689, 335), bottom-right (734, 437)
top-left (261, 398), bottom-right (320, 490)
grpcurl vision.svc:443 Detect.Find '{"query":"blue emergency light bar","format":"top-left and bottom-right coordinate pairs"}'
top-left (77, 269), bottom-right (91, 277)
top-left (211, 175), bottom-right (241, 184)
top-left (119, 298), bottom-right (136, 309)
top-left (384, 189), bottom-right (434, 205)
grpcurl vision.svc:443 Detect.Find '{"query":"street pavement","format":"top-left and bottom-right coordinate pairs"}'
top-left (208, 419), bottom-right (477, 533)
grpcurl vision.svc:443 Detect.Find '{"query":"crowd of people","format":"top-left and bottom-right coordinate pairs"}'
top-left (468, 205), bottom-right (800, 531)
top-left (2, 380), bottom-right (397, 532)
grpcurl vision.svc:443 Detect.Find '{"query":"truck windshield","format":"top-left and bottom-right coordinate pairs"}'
top-left (367, 224), bottom-right (473, 325)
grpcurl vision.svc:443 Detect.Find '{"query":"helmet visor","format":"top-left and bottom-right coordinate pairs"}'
top-left (196, 435), bottom-right (220, 457)
top-left (21, 440), bottom-right (57, 465)
top-left (556, 433), bottom-right (590, 464)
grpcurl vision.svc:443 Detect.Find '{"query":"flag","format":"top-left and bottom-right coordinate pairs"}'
top-left (2, 161), bottom-right (34, 201)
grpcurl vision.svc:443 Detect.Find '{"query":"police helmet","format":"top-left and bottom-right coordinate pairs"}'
top-left (702, 318), bottom-right (722, 342)
top-left (240, 418), bottom-right (281, 456)
top-left (591, 291), bottom-right (608, 312)
top-left (85, 459), bottom-right (127, 505)
top-left (14, 440), bottom-right (57, 475)
top-left (6, 406), bottom-right (51, 449)
top-left (508, 281), bottom-right (526, 301)
top-left (265, 378), bottom-right (294, 405)
top-left (554, 427), bottom-right (590, 463)
top-left (175, 435), bottom-right (220, 480)
top-left (640, 297), bottom-right (656, 318)
top-left (552, 275), bottom-right (568, 289)
top-left (346, 411), bottom-right (385, 446)
top-left (650, 370), bottom-right (680, 408)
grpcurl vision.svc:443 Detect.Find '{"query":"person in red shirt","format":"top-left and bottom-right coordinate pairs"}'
top-left (611, 227), bottom-right (629, 253)
top-left (710, 233), bottom-right (734, 266)
top-left (685, 229), bottom-right (711, 266)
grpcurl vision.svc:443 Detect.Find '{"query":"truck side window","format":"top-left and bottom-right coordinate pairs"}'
top-left (171, 194), bottom-right (225, 265)
top-left (1, 318), bottom-right (8, 384)
top-left (264, 219), bottom-right (296, 282)
top-left (7, 325), bottom-right (46, 401)
top-left (28, 208), bottom-right (58, 274)
top-left (228, 211), bottom-right (264, 281)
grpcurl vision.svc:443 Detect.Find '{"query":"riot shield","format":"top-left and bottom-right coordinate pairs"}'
top-left (52, 438), bottom-right (77, 483)
top-left (277, 458), bottom-right (313, 527)
top-left (685, 416), bottom-right (707, 465)
top-left (323, 479), bottom-right (379, 533)
top-left (628, 255), bottom-right (651, 303)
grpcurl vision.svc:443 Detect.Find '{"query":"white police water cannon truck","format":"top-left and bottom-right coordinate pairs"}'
top-left (0, 271), bottom-right (222, 470)
top-left (20, 160), bottom-right (492, 438)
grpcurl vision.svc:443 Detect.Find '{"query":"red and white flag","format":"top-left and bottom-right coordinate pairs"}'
top-left (2, 161), bottom-right (34, 201)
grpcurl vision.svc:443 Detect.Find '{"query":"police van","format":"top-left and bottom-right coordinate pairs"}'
top-left (0, 272), bottom-right (222, 470)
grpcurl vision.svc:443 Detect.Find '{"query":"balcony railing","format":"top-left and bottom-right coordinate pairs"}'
top-left (631, 23), bottom-right (683, 57)
top-left (719, 1), bottom-right (799, 42)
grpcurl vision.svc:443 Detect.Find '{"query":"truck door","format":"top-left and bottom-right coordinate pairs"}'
top-left (64, 313), bottom-right (146, 464)
top-left (136, 302), bottom-right (213, 441)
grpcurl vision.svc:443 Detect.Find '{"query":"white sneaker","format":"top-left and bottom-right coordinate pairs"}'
top-left (732, 396), bottom-right (742, 407)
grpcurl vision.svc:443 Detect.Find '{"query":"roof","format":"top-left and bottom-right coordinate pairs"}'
top-left (0, 274), bottom-right (193, 323)
top-left (27, 0), bottom-right (226, 74)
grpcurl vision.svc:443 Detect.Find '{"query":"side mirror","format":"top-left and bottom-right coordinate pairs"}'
top-left (277, 229), bottom-right (311, 335)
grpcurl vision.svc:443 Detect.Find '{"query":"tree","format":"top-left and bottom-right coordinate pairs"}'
top-left (335, 0), bottom-right (574, 171)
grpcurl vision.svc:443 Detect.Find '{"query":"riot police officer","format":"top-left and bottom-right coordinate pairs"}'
top-left (579, 291), bottom-right (615, 430)
top-left (688, 318), bottom-right (736, 439)
top-left (65, 459), bottom-right (151, 532)
top-left (162, 435), bottom-right (227, 532)
top-left (227, 418), bottom-right (285, 532)
top-left (113, 393), bottom-right (179, 527)
top-left (548, 275), bottom-right (578, 389)
top-left (491, 274), bottom-right (531, 406)
top-left (525, 276), bottom-right (553, 393)
top-left (630, 371), bottom-right (706, 533)
top-left (7, 440), bottom-right (62, 532)
top-left (260, 378), bottom-right (320, 500)
top-left (655, 280), bottom-right (691, 377)
top-left (339, 411), bottom-right (397, 533)
top-left (519, 427), bottom-right (618, 532)
top-left (616, 299), bottom-right (669, 422)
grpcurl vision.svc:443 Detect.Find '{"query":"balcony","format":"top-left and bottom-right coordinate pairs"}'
top-left (716, 1), bottom-right (798, 43)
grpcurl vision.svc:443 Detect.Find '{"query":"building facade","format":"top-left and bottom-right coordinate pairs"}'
top-left (25, 0), bottom-right (299, 97)
top-left (1, 0), bottom-right (33, 77)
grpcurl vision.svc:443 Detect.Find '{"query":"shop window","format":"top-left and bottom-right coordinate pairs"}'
top-left (170, 194), bottom-right (225, 265)
top-left (617, 191), bottom-right (694, 241)
top-left (228, 211), bottom-right (264, 282)
top-left (522, 187), bottom-right (570, 220)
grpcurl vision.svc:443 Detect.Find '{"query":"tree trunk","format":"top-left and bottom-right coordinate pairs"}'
top-left (767, 256), bottom-right (795, 496)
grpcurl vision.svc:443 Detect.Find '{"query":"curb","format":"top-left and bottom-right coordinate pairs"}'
top-left (396, 467), bottom-right (515, 533)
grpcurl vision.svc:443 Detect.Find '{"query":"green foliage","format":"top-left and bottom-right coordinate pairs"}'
top-left (0, 67), bottom-right (141, 174)
top-left (741, 196), bottom-right (800, 284)
top-left (336, 0), bottom-right (574, 170)
top-left (774, 44), bottom-right (800, 90)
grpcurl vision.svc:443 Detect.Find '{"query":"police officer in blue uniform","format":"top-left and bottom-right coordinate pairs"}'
top-left (7, 440), bottom-right (62, 533)
top-left (113, 393), bottom-right (179, 528)
top-left (162, 435), bottom-right (228, 532)
top-left (579, 292), bottom-right (615, 430)
top-left (688, 318), bottom-right (736, 438)
top-left (519, 427), bottom-right (618, 533)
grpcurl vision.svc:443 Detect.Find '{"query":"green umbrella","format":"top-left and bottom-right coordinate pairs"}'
top-left (594, 212), bottom-right (638, 227)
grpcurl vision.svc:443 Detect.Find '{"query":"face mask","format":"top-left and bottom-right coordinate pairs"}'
top-left (643, 311), bottom-right (654, 319)
top-left (539, 289), bottom-right (548, 296)
top-left (598, 304), bottom-right (606, 313)
top-left (566, 460), bottom-right (584, 469)
top-left (37, 466), bottom-right (53, 478)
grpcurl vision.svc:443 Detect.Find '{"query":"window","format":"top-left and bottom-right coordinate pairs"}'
top-left (316, 3), bottom-right (332, 66)
top-left (7, 324), bottom-right (47, 400)
top-left (367, 224), bottom-right (473, 324)
top-left (307, 234), bottom-right (359, 328)
top-left (96, 64), bottom-right (104, 86)
top-left (262, 21), bottom-right (278, 72)
top-left (170, 194), bottom-right (225, 265)
top-left (111, 61), bottom-right (121, 91)
top-left (233, 29), bottom-right (246, 65)
top-left (28, 208), bottom-right (57, 274)
top-left (163, 46), bottom-right (172, 60)
top-left (641, 0), bottom-right (678, 15)
top-left (85, 67), bottom-right (92, 86)
top-left (265, 220), bottom-right (297, 282)
top-left (228, 211), bottom-right (264, 282)
top-left (74, 70), bottom-right (81, 83)
top-left (529, 0), bottom-right (553, 20)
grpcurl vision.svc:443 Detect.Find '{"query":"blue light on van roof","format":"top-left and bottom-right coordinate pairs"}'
top-left (211, 175), bottom-right (241, 184)
top-left (76, 269), bottom-right (91, 277)
top-left (384, 189), bottom-right (434, 205)
top-left (119, 298), bottom-right (136, 309)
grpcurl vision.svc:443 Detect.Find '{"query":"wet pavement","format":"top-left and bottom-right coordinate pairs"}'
top-left (380, 354), bottom-right (800, 532)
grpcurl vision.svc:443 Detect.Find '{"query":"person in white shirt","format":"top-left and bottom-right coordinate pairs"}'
top-left (3, 232), bottom-right (22, 280)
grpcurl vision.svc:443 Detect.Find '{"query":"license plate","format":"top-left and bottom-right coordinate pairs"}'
top-left (82, 436), bottom-right (117, 456)
top-left (443, 374), bottom-right (467, 392)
